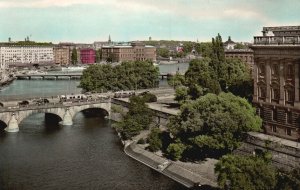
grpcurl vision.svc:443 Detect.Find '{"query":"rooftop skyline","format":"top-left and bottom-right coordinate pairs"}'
top-left (0, 0), bottom-right (299, 43)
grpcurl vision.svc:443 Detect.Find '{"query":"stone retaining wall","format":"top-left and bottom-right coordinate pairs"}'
top-left (235, 132), bottom-right (300, 170)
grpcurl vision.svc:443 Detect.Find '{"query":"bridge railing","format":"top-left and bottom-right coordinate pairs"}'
top-left (0, 98), bottom-right (110, 112)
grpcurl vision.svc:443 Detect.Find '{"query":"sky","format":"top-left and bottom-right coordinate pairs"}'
top-left (0, 0), bottom-right (299, 43)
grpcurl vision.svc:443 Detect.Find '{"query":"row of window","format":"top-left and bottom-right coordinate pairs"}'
top-left (271, 125), bottom-right (292, 136)
top-left (258, 63), bottom-right (294, 79)
top-left (258, 87), bottom-right (294, 103)
top-left (271, 109), bottom-right (293, 124)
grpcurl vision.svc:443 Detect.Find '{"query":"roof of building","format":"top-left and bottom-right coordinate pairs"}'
top-left (263, 26), bottom-right (300, 32)
top-left (224, 36), bottom-right (236, 45)
top-left (225, 49), bottom-right (254, 53)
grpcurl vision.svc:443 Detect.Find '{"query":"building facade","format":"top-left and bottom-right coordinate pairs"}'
top-left (252, 26), bottom-right (300, 141)
top-left (54, 46), bottom-right (70, 65)
top-left (225, 49), bottom-right (254, 67)
top-left (0, 42), bottom-right (54, 67)
top-left (101, 42), bottom-right (156, 62)
top-left (80, 48), bottom-right (96, 64)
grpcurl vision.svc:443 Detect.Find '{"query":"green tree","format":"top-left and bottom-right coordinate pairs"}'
top-left (183, 42), bottom-right (194, 54)
top-left (276, 168), bottom-right (300, 190)
top-left (168, 93), bottom-right (261, 158)
top-left (116, 96), bottom-right (153, 139)
top-left (234, 43), bottom-right (247, 49)
top-left (174, 86), bottom-right (189, 104)
top-left (148, 128), bottom-right (162, 152)
top-left (71, 48), bottom-right (78, 65)
top-left (166, 142), bottom-right (186, 161)
top-left (210, 33), bottom-right (225, 79)
top-left (167, 73), bottom-right (185, 89)
top-left (157, 48), bottom-right (170, 58)
top-left (80, 61), bottom-right (159, 92)
top-left (215, 155), bottom-right (277, 190)
top-left (185, 58), bottom-right (221, 97)
top-left (95, 49), bottom-right (102, 63)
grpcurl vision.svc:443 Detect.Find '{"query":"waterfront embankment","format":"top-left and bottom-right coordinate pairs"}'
top-left (0, 77), bottom-right (15, 90)
top-left (111, 96), bottom-right (218, 188)
top-left (123, 139), bottom-right (218, 189)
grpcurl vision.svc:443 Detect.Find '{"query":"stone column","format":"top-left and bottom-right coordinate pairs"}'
top-left (294, 62), bottom-right (300, 107)
top-left (253, 61), bottom-right (258, 102)
top-left (62, 108), bottom-right (73, 126)
top-left (5, 113), bottom-right (19, 132)
top-left (266, 60), bottom-right (271, 103)
top-left (279, 60), bottom-right (285, 105)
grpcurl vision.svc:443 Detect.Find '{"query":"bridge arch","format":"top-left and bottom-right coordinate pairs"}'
top-left (17, 108), bottom-right (65, 126)
top-left (69, 103), bottom-right (110, 120)
top-left (0, 119), bottom-right (7, 131)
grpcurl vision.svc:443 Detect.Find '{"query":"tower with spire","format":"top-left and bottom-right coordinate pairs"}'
top-left (108, 35), bottom-right (111, 44)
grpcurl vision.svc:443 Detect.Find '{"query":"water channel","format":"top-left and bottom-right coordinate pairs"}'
top-left (0, 63), bottom-right (190, 190)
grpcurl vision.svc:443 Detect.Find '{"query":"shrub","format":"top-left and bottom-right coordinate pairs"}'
top-left (166, 142), bottom-right (186, 161)
top-left (141, 93), bottom-right (157, 103)
top-left (148, 128), bottom-right (162, 152)
top-left (137, 138), bottom-right (146, 144)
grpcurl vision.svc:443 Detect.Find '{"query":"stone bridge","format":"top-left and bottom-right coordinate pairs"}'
top-left (0, 100), bottom-right (111, 132)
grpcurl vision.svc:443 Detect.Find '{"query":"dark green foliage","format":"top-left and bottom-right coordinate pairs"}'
top-left (116, 96), bottom-right (153, 140)
top-left (166, 141), bottom-right (186, 161)
top-left (210, 33), bottom-right (225, 79)
top-left (234, 43), bottom-right (247, 49)
top-left (157, 48), bottom-right (170, 58)
top-left (276, 168), bottom-right (300, 190)
top-left (168, 93), bottom-right (262, 159)
top-left (2, 41), bottom-right (52, 46)
top-left (80, 61), bottom-right (159, 92)
top-left (215, 155), bottom-right (277, 190)
top-left (167, 73), bottom-right (185, 88)
top-left (185, 58), bottom-right (221, 96)
top-left (71, 48), bottom-right (78, 65)
top-left (148, 128), bottom-right (162, 152)
top-left (174, 34), bottom-right (252, 101)
top-left (174, 86), bottom-right (189, 104)
top-left (137, 138), bottom-right (146, 144)
top-left (141, 93), bottom-right (157, 103)
top-left (196, 42), bottom-right (213, 58)
top-left (95, 49), bottom-right (101, 63)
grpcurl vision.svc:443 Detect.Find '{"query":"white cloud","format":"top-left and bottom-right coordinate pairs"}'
top-left (0, 0), bottom-right (286, 25)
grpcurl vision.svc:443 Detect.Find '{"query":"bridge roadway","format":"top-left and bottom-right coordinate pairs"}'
top-left (15, 73), bottom-right (176, 80)
top-left (0, 87), bottom-right (177, 133)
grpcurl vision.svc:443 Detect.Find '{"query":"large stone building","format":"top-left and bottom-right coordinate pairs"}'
top-left (224, 36), bottom-right (254, 68)
top-left (225, 49), bottom-right (254, 67)
top-left (0, 41), bottom-right (54, 67)
top-left (54, 46), bottom-right (70, 65)
top-left (252, 26), bottom-right (300, 141)
top-left (101, 42), bottom-right (156, 62)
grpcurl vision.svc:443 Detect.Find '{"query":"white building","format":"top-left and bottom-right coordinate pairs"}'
top-left (0, 42), bottom-right (54, 66)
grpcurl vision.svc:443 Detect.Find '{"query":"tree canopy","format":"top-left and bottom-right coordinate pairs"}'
top-left (71, 48), bottom-right (78, 65)
top-left (174, 34), bottom-right (253, 102)
top-left (80, 61), bottom-right (159, 92)
top-left (215, 155), bottom-right (277, 190)
top-left (168, 92), bottom-right (261, 158)
top-left (115, 95), bottom-right (153, 139)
